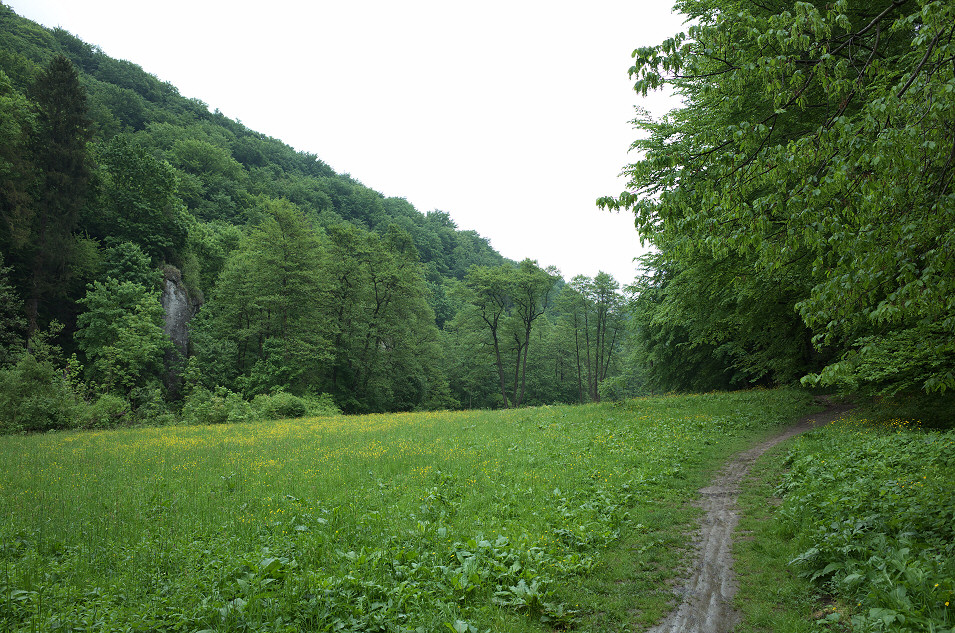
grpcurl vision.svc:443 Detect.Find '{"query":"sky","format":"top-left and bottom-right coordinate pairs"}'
top-left (6, 1), bottom-right (685, 284)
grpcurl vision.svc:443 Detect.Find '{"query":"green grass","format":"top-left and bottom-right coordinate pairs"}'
top-left (734, 407), bottom-right (955, 633)
top-left (0, 388), bottom-right (813, 632)
top-left (734, 443), bottom-right (823, 633)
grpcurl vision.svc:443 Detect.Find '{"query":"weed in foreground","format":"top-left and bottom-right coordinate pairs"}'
top-left (736, 410), bottom-right (955, 633)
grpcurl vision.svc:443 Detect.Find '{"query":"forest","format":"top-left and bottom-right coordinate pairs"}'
top-left (0, 5), bottom-right (630, 431)
top-left (600, 0), bottom-right (954, 401)
top-left (0, 2), bottom-right (953, 630)
top-left (1, 0), bottom-right (953, 433)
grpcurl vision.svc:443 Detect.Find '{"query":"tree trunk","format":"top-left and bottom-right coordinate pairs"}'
top-left (574, 324), bottom-right (584, 404)
top-left (583, 309), bottom-right (594, 402)
top-left (491, 329), bottom-right (510, 408)
top-left (517, 323), bottom-right (533, 407)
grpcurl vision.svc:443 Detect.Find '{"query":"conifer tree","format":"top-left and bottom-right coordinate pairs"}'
top-left (24, 54), bottom-right (92, 339)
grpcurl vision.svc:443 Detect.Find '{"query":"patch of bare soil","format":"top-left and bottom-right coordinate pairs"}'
top-left (646, 399), bottom-right (853, 633)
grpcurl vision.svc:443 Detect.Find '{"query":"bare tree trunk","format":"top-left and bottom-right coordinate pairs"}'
top-left (491, 330), bottom-right (510, 408)
top-left (583, 309), bottom-right (594, 402)
top-left (517, 323), bottom-right (533, 407)
top-left (511, 332), bottom-right (523, 407)
top-left (574, 322), bottom-right (584, 404)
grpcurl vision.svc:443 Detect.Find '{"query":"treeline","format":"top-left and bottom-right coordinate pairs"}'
top-left (0, 6), bottom-right (634, 432)
top-left (601, 0), bottom-right (955, 400)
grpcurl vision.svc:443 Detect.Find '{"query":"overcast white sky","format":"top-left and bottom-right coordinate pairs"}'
top-left (6, 1), bottom-right (685, 284)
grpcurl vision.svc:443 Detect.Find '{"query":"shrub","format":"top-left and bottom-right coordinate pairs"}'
top-left (252, 391), bottom-right (307, 420)
top-left (128, 382), bottom-right (170, 421)
top-left (270, 391), bottom-right (306, 418)
top-left (182, 386), bottom-right (252, 425)
top-left (302, 392), bottom-right (341, 417)
top-left (80, 393), bottom-right (132, 429)
top-left (0, 354), bottom-right (77, 433)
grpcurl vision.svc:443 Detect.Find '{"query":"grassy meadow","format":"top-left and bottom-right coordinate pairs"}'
top-left (0, 389), bottom-right (814, 632)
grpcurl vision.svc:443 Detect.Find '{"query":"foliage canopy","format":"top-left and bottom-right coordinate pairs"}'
top-left (602, 0), bottom-right (955, 395)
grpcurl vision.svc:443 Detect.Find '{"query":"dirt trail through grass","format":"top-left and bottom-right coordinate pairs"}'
top-left (647, 399), bottom-right (852, 633)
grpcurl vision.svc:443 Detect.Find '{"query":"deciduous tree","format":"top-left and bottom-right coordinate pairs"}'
top-left (602, 0), bottom-right (955, 395)
top-left (75, 278), bottom-right (169, 396)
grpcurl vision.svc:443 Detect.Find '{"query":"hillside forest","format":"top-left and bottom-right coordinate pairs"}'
top-left (0, 5), bottom-right (632, 430)
top-left (1, 0), bottom-right (954, 432)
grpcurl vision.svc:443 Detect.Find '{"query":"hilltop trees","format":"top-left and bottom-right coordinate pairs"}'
top-left (86, 135), bottom-right (187, 262)
top-left (603, 0), bottom-right (955, 396)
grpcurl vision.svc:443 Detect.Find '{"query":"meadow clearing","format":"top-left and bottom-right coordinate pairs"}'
top-left (0, 389), bottom-right (816, 632)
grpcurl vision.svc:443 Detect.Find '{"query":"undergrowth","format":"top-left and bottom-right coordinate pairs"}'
top-left (739, 409), bottom-right (955, 633)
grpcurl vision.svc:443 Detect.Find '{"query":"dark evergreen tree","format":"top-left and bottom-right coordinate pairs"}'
top-left (23, 54), bottom-right (92, 339)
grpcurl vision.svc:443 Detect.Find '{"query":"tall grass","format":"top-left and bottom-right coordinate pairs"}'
top-left (0, 389), bottom-right (812, 631)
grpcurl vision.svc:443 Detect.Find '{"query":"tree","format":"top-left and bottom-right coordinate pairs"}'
top-left (23, 54), bottom-right (92, 339)
top-left (442, 312), bottom-right (501, 409)
top-left (457, 260), bottom-right (558, 408)
top-left (86, 135), bottom-right (187, 262)
top-left (508, 259), bottom-right (559, 406)
top-left (190, 198), bottom-right (332, 395)
top-left (0, 69), bottom-right (34, 256)
top-left (458, 264), bottom-right (515, 407)
top-left (625, 253), bottom-right (757, 393)
top-left (558, 274), bottom-right (618, 401)
top-left (168, 137), bottom-right (247, 221)
top-left (75, 278), bottom-right (169, 396)
top-left (0, 254), bottom-right (25, 366)
top-left (323, 223), bottom-right (447, 412)
top-left (100, 241), bottom-right (161, 289)
top-left (561, 272), bottom-right (625, 402)
top-left (602, 0), bottom-right (955, 395)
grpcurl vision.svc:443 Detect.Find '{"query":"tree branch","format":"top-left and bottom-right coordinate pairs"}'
top-left (897, 32), bottom-right (942, 99)
top-left (829, 0), bottom-right (909, 58)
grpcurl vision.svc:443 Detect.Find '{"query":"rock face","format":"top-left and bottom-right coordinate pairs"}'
top-left (160, 266), bottom-right (194, 394)
top-left (162, 276), bottom-right (190, 355)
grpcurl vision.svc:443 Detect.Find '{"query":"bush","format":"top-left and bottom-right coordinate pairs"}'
top-left (182, 386), bottom-right (252, 425)
top-left (252, 391), bottom-right (308, 420)
top-left (80, 393), bottom-right (132, 429)
top-left (129, 382), bottom-right (171, 421)
top-left (302, 392), bottom-right (341, 417)
top-left (0, 354), bottom-right (78, 433)
top-left (270, 391), bottom-right (306, 418)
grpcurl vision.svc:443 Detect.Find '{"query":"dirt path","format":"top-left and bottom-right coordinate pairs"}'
top-left (647, 400), bottom-right (853, 633)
